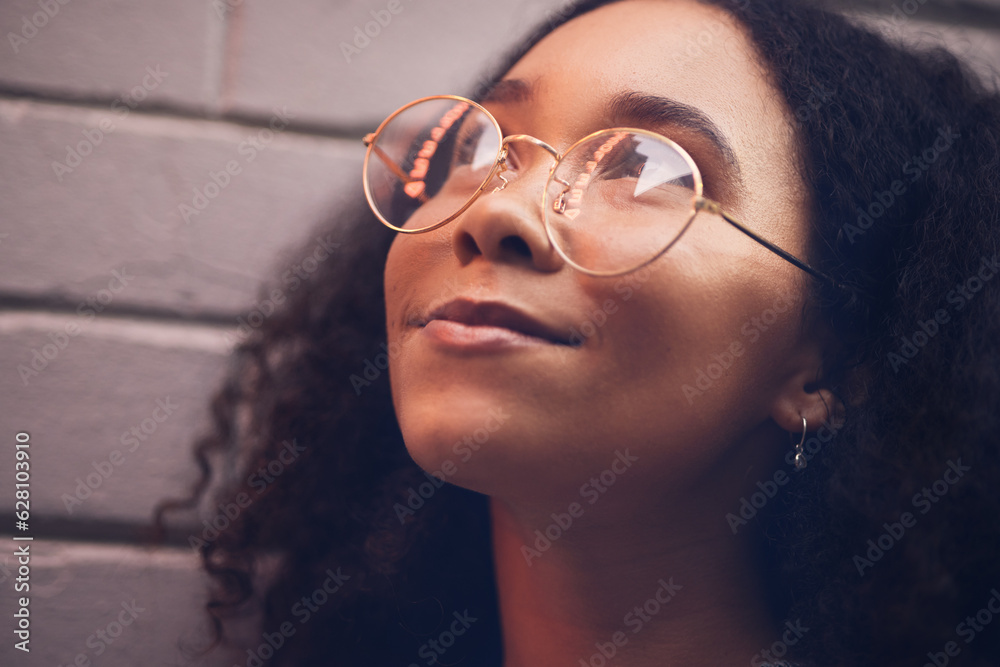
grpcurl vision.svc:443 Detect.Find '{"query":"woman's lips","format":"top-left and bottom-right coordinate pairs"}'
top-left (422, 319), bottom-right (559, 349)
top-left (416, 298), bottom-right (578, 350)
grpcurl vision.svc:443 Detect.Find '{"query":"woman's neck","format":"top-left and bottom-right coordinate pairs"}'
top-left (489, 488), bottom-right (786, 667)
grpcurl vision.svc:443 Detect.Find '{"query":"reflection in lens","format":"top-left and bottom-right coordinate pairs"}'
top-left (545, 130), bottom-right (698, 274)
top-left (631, 137), bottom-right (693, 198)
top-left (364, 98), bottom-right (500, 231)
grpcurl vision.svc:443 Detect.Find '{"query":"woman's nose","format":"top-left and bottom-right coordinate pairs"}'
top-left (448, 144), bottom-right (565, 273)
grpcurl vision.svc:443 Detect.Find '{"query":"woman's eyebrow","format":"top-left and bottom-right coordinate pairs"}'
top-left (607, 90), bottom-right (744, 187)
top-left (480, 81), bottom-right (744, 195)
top-left (480, 78), bottom-right (536, 105)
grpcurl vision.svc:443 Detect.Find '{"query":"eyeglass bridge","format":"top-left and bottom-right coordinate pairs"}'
top-left (491, 134), bottom-right (572, 204)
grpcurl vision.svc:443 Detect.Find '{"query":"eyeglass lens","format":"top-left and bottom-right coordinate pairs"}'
top-left (365, 98), bottom-right (501, 231)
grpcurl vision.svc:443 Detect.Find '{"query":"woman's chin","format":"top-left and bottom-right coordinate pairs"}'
top-left (395, 397), bottom-right (516, 492)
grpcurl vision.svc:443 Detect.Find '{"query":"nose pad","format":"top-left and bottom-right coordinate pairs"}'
top-left (549, 174), bottom-right (573, 214)
top-left (490, 160), bottom-right (512, 194)
top-left (492, 168), bottom-right (511, 193)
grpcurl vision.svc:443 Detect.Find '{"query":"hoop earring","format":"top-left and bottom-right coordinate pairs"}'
top-left (793, 416), bottom-right (808, 469)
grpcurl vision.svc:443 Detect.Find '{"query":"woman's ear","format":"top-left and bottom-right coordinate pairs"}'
top-left (768, 302), bottom-right (848, 436)
top-left (771, 328), bottom-right (845, 434)
top-left (769, 359), bottom-right (845, 436)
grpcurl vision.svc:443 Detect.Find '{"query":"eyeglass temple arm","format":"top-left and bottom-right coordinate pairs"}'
top-left (695, 198), bottom-right (846, 292)
top-left (363, 133), bottom-right (419, 185)
top-left (363, 133), bottom-right (430, 205)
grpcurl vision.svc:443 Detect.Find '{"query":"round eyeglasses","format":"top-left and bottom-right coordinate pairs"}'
top-left (362, 94), bottom-right (842, 284)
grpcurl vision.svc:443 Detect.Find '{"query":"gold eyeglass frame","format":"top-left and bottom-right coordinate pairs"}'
top-left (362, 94), bottom-right (842, 286)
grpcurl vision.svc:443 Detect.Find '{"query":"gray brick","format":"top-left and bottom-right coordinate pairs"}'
top-left (226, 0), bottom-right (573, 128)
top-left (227, 0), bottom-right (998, 130)
top-left (0, 539), bottom-right (240, 666)
top-left (0, 313), bottom-right (229, 524)
top-left (0, 98), bottom-right (362, 317)
top-left (0, 0), bottom-right (222, 113)
top-left (837, 0), bottom-right (1000, 22)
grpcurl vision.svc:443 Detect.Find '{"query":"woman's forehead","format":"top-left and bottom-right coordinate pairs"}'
top-left (504, 0), bottom-right (758, 104)
top-left (501, 0), bottom-right (808, 239)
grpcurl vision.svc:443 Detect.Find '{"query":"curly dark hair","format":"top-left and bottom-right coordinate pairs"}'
top-left (154, 0), bottom-right (1000, 665)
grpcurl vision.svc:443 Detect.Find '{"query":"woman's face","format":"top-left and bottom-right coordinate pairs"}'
top-left (382, 0), bottom-right (828, 507)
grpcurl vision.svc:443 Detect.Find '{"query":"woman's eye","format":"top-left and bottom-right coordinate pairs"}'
top-left (452, 128), bottom-right (480, 163)
top-left (600, 152), bottom-right (646, 180)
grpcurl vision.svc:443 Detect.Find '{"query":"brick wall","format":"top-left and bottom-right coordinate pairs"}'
top-left (1, 0), bottom-right (997, 664)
